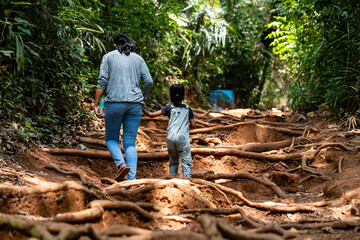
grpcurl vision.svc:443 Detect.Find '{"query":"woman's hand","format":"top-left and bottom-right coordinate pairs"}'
top-left (94, 105), bottom-right (99, 115)
top-left (94, 105), bottom-right (105, 118)
top-left (94, 88), bottom-right (105, 118)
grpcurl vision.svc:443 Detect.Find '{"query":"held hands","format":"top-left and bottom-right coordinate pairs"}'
top-left (142, 105), bottom-right (150, 116)
top-left (142, 105), bottom-right (163, 118)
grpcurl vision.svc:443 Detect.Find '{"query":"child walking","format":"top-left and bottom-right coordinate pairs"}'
top-left (142, 84), bottom-right (196, 177)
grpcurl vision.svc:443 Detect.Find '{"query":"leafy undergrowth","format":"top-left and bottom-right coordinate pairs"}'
top-left (1, 108), bottom-right (360, 240)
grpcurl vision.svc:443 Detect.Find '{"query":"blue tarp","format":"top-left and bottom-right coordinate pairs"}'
top-left (210, 90), bottom-right (234, 111)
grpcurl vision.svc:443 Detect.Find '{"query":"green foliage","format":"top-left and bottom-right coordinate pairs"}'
top-left (171, 0), bottom-right (275, 108)
top-left (266, 16), bottom-right (296, 60)
top-left (0, 0), bottom-right (104, 144)
top-left (0, 0), bottom-right (280, 150)
top-left (268, 0), bottom-right (360, 115)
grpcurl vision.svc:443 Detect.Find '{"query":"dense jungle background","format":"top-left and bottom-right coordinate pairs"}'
top-left (1, 0), bottom-right (359, 149)
top-left (1, 0), bottom-right (360, 240)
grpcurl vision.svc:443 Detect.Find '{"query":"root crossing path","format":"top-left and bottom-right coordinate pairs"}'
top-left (2, 108), bottom-right (360, 240)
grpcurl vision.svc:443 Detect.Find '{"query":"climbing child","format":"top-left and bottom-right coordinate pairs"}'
top-left (142, 84), bottom-right (197, 177)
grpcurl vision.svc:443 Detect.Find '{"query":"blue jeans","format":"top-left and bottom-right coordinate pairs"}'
top-left (105, 102), bottom-right (142, 180)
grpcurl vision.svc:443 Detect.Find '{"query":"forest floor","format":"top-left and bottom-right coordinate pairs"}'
top-left (1, 108), bottom-right (360, 240)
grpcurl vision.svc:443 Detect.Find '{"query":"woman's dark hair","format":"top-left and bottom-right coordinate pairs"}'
top-left (114, 33), bottom-right (135, 56)
top-left (170, 84), bottom-right (185, 103)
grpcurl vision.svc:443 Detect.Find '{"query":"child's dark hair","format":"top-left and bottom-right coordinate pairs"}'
top-left (170, 84), bottom-right (185, 103)
top-left (114, 33), bottom-right (135, 56)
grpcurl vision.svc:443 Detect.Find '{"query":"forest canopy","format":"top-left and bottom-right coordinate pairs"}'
top-left (0, 0), bottom-right (359, 145)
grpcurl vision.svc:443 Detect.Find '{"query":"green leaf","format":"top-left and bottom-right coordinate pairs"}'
top-left (14, 17), bottom-right (29, 24)
top-left (18, 26), bottom-right (31, 35)
top-left (10, 2), bottom-right (31, 5)
top-left (0, 50), bottom-right (14, 57)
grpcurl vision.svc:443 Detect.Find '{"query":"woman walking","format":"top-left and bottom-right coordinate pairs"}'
top-left (94, 33), bottom-right (153, 181)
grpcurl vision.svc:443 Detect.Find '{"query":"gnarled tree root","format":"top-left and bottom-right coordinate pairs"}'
top-left (89, 200), bottom-right (155, 221)
top-left (191, 178), bottom-right (317, 212)
top-left (44, 164), bottom-right (87, 183)
top-left (53, 205), bottom-right (104, 223)
top-left (106, 178), bottom-right (216, 209)
top-left (53, 200), bottom-right (158, 223)
top-left (198, 214), bottom-right (284, 240)
top-left (190, 121), bottom-right (303, 136)
top-left (26, 181), bottom-right (108, 200)
top-left (107, 178), bottom-right (318, 213)
top-left (279, 220), bottom-right (360, 230)
top-left (204, 172), bottom-right (287, 198)
top-left (0, 213), bottom-right (54, 240)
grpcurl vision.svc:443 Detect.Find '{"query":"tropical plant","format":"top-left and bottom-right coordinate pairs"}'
top-left (268, 0), bottom-right (360, 115)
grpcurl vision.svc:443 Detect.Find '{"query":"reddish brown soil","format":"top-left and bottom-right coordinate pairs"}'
top-left (1, 109), bottom-right (360, 239)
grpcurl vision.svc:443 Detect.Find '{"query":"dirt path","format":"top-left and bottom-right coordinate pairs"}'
top-left (1, 109), bottom-right (360, 239)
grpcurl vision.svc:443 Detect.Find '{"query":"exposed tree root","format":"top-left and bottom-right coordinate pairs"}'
top-left (198, 214), bottom-right (284, 240)
top-left (95, 224), bottom-right (151, 236)
top-left (190, 121), bottom-right (304, 136)
top-left (107, 178), bottom-right (317, 212)
top-left (301, 125), bottom-right (321, 138)
top-left (310, 142), bottom-right (355, 157)
top-left (76, 136), bottom-right (107, 147)
top-left (138, 128), bottom-right (158, 141)
top-left (89, 200), bottom-right (155, 220)
top-left (148, 230), bottom-right (208, 240)
top-left (257, 120), bottom-right (305, 128)
top-left (181, 207), bottom-right (261, 227)
top-left (350, 199), bottom-right (360, 216)
top-left (208, 116), bottom-right (239, 125)
top-left (96, 224), bottom-right (208, 239)
top-left (195, 119), bottom-right (218, 127)
top-left (44, 164), bottom-right (87, 183)
top-left (240, 114), bottom-right (285, 122)
top-left (100, 177), bottom-right (118, 185)
top-left (47, 140), bottom-right (353, 165)
top-left (43, 147), bottom-right (304, 162)
top-left (250, 225), bottom-right (298, 239)
top-left (0, 213), bottom-right (54, 240)
top-left (203, 172), bottom-right (287, 198)
top-left (25, 181), bottom-right (108, 200)
top-left (298, 175), bottom-right (319, 184)
top-left (186, 209), bottom-right (321, 239)
top-left (241, 139), bottom-right (293, 152)
top-left (106, 178), bottom-right (216, 209)
top-left (190, 121), bottom-right (252, 134)
top-left (191, 178), bottom-right (317, 212)
top-left (0, 213), bottom-right (202, 239)
top-left (279, 220), bottom-right (360, 230)
top-left (137, 128), bottom-right (154, 142)
top-left (43, 148), bottom-right (169, 160)
top-left (56, 223), bottom-right (105, 240)
top-left (338, 157), bottom-right (344, 173)
top-left (53, 205), bottom-right (104, 223)
top-left (208, 110), bottom-right (245, 121)
top-left (140, 127), bottom-right (167, 134)
top-left (191, 148), bottom-right (303, 162)
top-left (191, 135), bottom-right (222, 145)
top-left (52, 200), bottom-right (162, 223)
top-left (301, 156), bottom-right (328, 177)
top-left (141, 116), bottom-right (168, 122)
